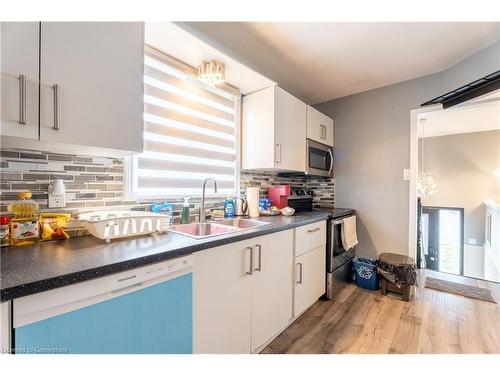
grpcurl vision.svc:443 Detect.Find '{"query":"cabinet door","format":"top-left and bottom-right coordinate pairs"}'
top-left (15, 274), bottom-right (192, 354)
top-left (193, 241), bottom-right (253, 353)
top-left (241, 85), bottom-right (275, 169)
top-left (294, 246), bottom-right (326, 317)
top-left (0, 22), bottom-right (39, 139)
top-left (274, 86), bottom-right (306, 171)
top-left (39, 22), bottom-right (143, 153)
top-left (1, 301), bottom-right (11, 354)
top-left (251, 229), bottom-right (294, 351)
top-left (306, 105), bottom-right (334, 147)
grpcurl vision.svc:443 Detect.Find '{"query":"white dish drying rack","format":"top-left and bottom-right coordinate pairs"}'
top-left (78, 210), bottom-right (170, 242)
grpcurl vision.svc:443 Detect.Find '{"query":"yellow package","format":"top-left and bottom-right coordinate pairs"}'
top-left (40, 213), bottom-right (71, 241)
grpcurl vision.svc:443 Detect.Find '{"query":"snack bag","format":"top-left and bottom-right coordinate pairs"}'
top-left (40, 213), bottom-right (71, 241)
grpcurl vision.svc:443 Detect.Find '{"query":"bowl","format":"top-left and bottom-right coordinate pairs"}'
top-left (280, 207), bottom-right (295, 216)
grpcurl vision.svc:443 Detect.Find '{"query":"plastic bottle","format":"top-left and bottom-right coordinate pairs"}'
top-left (0, 216), bottom-right (11, 247)
top-left (9, 192), bottom-right (40, 246)
top-left (224, 196), bottom-right (235, 218)
top-left (181, 197), bottom-right (190, 224)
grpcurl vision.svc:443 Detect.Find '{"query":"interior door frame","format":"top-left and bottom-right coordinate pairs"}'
top-left (408, 105), bottom-right (442, 260)
top-left (420, 205), bottom-right (465, 276)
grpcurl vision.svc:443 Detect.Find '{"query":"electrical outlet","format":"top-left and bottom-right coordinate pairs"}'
top-left (48, 194), bottom-right (66, 208)
top-left (48, 179), bottom-right (66, 208)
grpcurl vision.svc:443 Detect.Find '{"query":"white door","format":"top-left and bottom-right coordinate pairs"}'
top-left (251, 229), bottom-right (294, 351)
top-left (306, 105), bottom-right (334, 147)
top-left (274, 86), bottom-right (306, 171)
top-left (294, 245), bottom-right (326, 317)
top-left (0, 22), bottom-right (39, 139)
top-left (39, 22), bottom-right (144, 153)
top-left (193, 241), bottom-right (253, 353)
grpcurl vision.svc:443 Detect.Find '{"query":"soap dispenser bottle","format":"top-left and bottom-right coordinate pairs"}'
top-left (181, 197), bottom-right (190, 224)
top-left (224, 196), bottom-right (235, 218)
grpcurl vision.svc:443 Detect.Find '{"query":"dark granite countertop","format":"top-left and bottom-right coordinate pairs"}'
top-left (1, 210), bottom-right (354, 301)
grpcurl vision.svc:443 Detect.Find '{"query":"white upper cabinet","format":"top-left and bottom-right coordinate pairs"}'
top-left (1, 22), bottom-right (143, 155)
top-left (0, 22), bottom-right (39, 140)
top-left (306, 105), bottom-right (334, 147)
top-left (242, 85), bottom-right (306, 172)
top-left (39, 22), bottom-right (144, 153)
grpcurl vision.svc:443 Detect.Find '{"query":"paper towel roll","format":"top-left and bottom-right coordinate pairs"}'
top-left (246, 187), bottom-right (260, 218)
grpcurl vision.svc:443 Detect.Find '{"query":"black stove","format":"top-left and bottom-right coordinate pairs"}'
top-left (288, 187), bottom-right (314, 212)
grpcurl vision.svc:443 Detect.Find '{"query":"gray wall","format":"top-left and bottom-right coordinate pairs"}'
top-left (315, 75), bottom-right (442, 257)
top-left (315, 41), bottom-right (500, 259)
top-left (420, 130), bottom-right (500, 245)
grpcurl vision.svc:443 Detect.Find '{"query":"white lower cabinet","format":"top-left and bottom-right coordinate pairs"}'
top-left (294, 245), bottom-right (326, 317)
top-left (193, 229), bottom-right (293, 353)
top-left (0, 301), bottom-right (11, 354)
top-left (251, 231), bottom-right (294, 351)
top-left (193, 238), bottom-right (253, 353)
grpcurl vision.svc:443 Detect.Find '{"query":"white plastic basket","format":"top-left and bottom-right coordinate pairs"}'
top-left (78, 210), bottom-right (170, 243)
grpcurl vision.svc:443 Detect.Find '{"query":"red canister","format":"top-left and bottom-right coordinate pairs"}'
top-left (267, 185), bottom-right (291, 209)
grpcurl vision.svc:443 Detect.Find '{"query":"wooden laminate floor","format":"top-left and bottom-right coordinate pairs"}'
top-left (262, 270), bottom-right (500, 354)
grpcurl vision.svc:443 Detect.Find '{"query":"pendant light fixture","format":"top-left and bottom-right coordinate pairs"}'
top-left (418, 118), bottom-right (438, 197)
top-left (197, 61), bottom-right (225, 86)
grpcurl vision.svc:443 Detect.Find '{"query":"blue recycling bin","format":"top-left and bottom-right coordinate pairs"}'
top-left (352, 257), bottom-right (379, 290)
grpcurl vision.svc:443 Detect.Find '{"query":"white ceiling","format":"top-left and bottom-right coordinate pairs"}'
top-left (145, 23), bottom-right (275, 95)
top-left (179, 22), bottom-right (500, 104)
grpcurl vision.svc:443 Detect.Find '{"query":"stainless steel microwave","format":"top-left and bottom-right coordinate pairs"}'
top-left (306, 139), bottom-right (333, 177)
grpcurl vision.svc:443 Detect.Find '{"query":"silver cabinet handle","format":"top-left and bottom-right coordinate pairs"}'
top-left (275, 143), bottom-right (282, 163)
top-left (307, 227), bottom-right (321, 233)
top-left (323, 124), bottom-right (327, 140)
top-left (18, 74), bottom-right (26, 125)
top-left (245, 246), bottom-right (253, 275)
top-left (254, 244), bottom-right (262, 272)
top-left (52, 84), bottom-right (60, 130)
top-left (296, 263), bottom-right (303, 284)
top-left (320, 124), bottom-right (325, 139)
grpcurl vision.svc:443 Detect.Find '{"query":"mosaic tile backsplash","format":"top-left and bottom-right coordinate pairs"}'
top-left (0, 148), bottom-right (335, 237)
top-left (240, 171), bottom-right (335, 209)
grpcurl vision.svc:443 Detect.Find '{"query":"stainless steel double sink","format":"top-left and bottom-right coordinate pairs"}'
top-left (167, 218), bottom-right (270, 239)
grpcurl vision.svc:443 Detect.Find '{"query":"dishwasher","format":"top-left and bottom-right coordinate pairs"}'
top-left (12, 255), bottom-right (193, 354)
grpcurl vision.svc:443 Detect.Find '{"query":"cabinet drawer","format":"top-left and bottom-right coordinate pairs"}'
top-left (295, 221), bottom-right (326, 256)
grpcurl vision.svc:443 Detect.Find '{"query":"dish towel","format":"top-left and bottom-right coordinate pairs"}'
top-left (341, 215), bottom-right (359, 250)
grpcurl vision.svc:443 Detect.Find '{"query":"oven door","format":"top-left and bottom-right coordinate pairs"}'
top-left (306, 139), bottom-right (333, 177)
top-left (327, 217), bottom-right (354, 272)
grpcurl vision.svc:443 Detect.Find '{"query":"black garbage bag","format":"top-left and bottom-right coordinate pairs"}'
top-left (377, 253), bottom-right (418, 288)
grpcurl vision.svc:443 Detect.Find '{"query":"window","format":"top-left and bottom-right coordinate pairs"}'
top-left (128, 45), bottom-right (240, 199)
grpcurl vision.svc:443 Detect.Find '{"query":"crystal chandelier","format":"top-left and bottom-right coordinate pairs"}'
top-left (418, 173), bottom-right (438, 197)
top-left (197, 61), bottom-right (225, 86)
top-left (418, 118), bottom-right (438, 197)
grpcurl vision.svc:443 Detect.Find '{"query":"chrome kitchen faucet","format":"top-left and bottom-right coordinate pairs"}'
top-left (200, 178), bottom-right (218, 222)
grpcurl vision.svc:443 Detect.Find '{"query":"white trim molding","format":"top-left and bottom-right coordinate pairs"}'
top-left (408, 105), bottom-right (442, 261)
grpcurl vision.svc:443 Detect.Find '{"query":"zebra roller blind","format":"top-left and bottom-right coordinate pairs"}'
top-left (131, 45), bottom-right (240, 198)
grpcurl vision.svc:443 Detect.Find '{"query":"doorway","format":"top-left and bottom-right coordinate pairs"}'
top-left (409, 88), bottom-right (500, 282)
top-left (420, 206), bottom-right (464, 275)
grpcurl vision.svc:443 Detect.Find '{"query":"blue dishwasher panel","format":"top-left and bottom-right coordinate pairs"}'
top-left (15, 273), bottom-right (192, 354)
